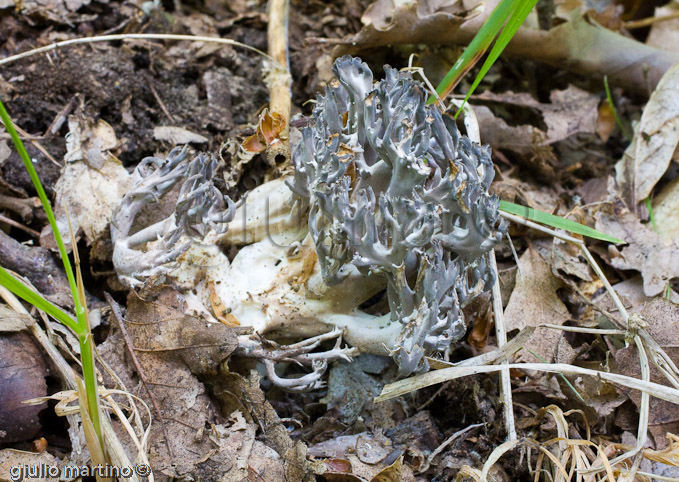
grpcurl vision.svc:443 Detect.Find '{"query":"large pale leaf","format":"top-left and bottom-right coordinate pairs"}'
top-left (615, 64), bottom-right (679, 206)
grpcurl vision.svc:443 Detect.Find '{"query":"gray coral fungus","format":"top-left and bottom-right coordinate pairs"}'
top-left (111, 55), bottom-right (506, 388)
top-left (290, 56), bottom-right (507, 374)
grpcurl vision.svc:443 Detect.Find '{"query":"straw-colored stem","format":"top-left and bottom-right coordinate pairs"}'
top-left (264, 0), bottom-right (292, 167)
top-left (489, 250), bottom-right (516, 441)
top-left (0, 34), bottom-right (273, 67)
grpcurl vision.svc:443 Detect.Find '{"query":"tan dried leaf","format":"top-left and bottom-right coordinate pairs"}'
top-left (615, 64), bottom-right (679, 206)
top-left (504, 247), bottom-right (570, 363)
top-left (45, 154), bottom-right (132, 247)
top-left (474, 86), bottom-right (598, 179)
top-left (652, 177), bottom-right (679, 243)
top-left (595, 204), bottom-right (679, 297)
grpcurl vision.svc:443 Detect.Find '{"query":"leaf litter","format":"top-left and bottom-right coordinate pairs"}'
top-left (1, 0), bottom-right (679, 481)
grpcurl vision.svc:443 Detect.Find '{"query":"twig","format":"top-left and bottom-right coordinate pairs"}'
top-left (0, 133), bottom-right (46, 140)
top-left (11, 124), bottom-right (61, 167)
top-left (0, 213), bottom-right (41, 237)
top-left (104, 292), bottom-right (174, 459)
top-left (489, 250), bottom-right (516, 441)
top-left (461, 99), bottom-right (516, 441)
top-left (418, 423), bottom-right (484, 473)
top-left (376, 362), bottom-right (679, 404)
top-left (0, 34), bottom-right (275, 68)
top-left (624, 12), bottom-right (679, 30)
top-left (0, 193), bottom-right (39, 221)
top-left (264, 0), bottom-right (292, 167)
top-left (148, 83), bottom-right (175, 123)
top-left (44, 94), bottom-right (79, 137)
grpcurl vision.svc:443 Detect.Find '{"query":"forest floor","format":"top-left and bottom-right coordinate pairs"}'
top-left (1, 1), bottom-right (679, 481)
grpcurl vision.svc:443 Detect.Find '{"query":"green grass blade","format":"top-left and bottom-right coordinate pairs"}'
top-left (644, 197), bottom-right (657, 233)
top-left (603, 75), bottom-right (631, 141)
top-left (0, 266), bottom-right (79, 332)
top-left (454, 0), bottom-right (538, 118)
top-left (0, 98), bottom-right (104, 449)
top-left (527, 349), bottom-right (585, 402)
top-left (500, 200), bottom-right (624, 244)
top-left (0, 98), bottom-right (85, 321)
top-left (428, 0), bottom-right (516, 103)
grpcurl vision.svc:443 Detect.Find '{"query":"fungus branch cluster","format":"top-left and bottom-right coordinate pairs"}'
top-left (111, 56), bottom-right (506, 387)
top-left (290, 56), bottom-right (507, 373)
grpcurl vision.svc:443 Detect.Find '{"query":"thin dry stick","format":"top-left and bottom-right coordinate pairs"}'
top-left (418, 422), bottom-right (484, 473)
top-left (624, 12), bottom-right (679, 30)
top-left (0, 212), bottom-right (40, 237)
top-left (44, 93), bottom-right (79, 136)
top-left (458, 99), bottom-right (515, 442)
top-left (376, 363), bottom-right (679, 404)
top-left (489, 250), bottom-right (516, 441)
top-left (148, 83), bottom-right (175, 123)
top-left (0, 34), bottom-right (274, 68)
top-left (104, 292), bottom-right (174, 459)
top-left (264, 0), bottom-right (292, 166)
top-left (12, 123), bottom-right (61, 167)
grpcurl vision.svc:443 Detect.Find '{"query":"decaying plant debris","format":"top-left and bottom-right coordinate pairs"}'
top-left (1, 1), bottom-right (679, 481)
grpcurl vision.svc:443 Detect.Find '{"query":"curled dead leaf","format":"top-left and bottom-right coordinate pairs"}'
top-left (615, 64), bottom-right (679, 207)
top-left (594, 203), bottom-right (679, 297)
top-left (241, 108), bottom-right (287, 154)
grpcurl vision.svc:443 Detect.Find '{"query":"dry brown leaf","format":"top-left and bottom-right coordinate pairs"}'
top-left (615, 64), bottom-right (679, 207)
top-left (558, 363), bottom-right (626, 423)
top-left (478, 87), bottom-right (599, 146)
top-left (99, 288), bottom-right (272, 479)
top-left (596, 101), bottom-right (617, 142)
top-left (475, 86), bottom-right (598, 179)
top-left (241, 109), bottom-right (287, 154)
top-left (652, 177), bottom-right (679, 243)
top-left (595, 203), bottom-right (679, 297)
top-left (504, 246), bottom-right (570, 363)
top-left (370, 456), bottom-right (403, 482)
top-left (18, 0), bottom-right (92, 23)
top-left (356, 432), bottom-right (392, 465)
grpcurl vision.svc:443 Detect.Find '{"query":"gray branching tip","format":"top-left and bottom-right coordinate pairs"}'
top-left (290, 55), bottom-right (508, 374)
top-left (112, 146), bottom-right (235, 286)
